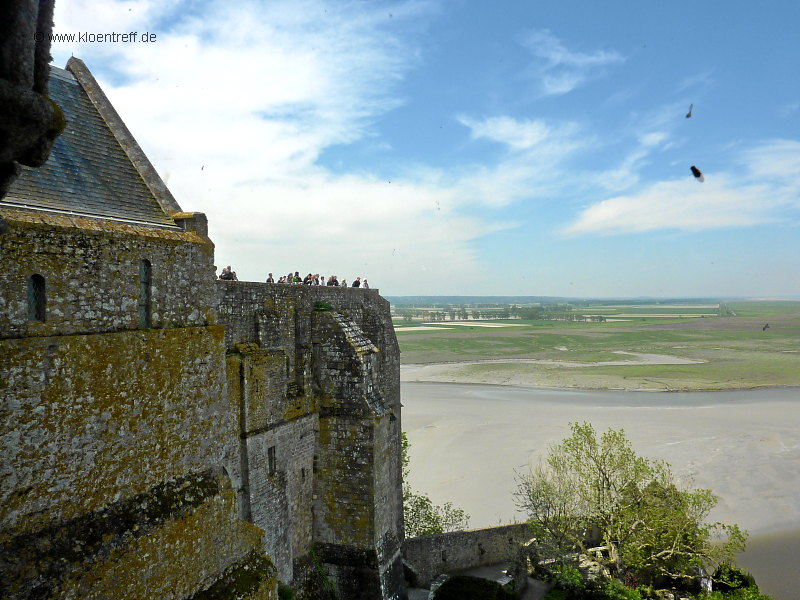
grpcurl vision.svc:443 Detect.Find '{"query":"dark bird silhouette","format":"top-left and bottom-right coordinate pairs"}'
top-left (686, 103), bottom-right (693, 118)
top-left (690, 165), bottom-right (704, 182)
top-left (762, 324), bottom-right (769, 331)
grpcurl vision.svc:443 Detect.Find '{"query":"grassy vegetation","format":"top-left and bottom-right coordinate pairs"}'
top-left (396, 301), bottom-right (800, 391)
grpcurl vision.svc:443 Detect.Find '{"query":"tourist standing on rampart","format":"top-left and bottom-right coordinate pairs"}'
top-left (219, 266), bottom-right (238, 280)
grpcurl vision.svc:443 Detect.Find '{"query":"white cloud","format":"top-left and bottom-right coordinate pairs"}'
top-left (452, 115), bottom-right (588, 207)
top-left (742, 139), bottom-right (800, 184)
top-left (564, 140), bottom-right (800, 235)
top-left (638, 131), bottom-right (668, 147)
top-left (458, 115), bottom-right (551, 150)
top-left (522, 29), bottom-right (624, 96)
top-left (591, 131), bottom-right (670, 193)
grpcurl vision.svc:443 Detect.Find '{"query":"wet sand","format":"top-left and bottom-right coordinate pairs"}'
top-left (401, 383), bottom-right (800, 598)
top-left (737, 528), bottom-right (800, 600)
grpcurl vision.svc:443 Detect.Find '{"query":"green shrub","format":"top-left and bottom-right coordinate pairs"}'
top-left (594, 578), bottom-right (642, 600)
top-left (433, 575), bottom-right (517, 600)
top-left (545, 574), bottom-right (645, 600)
top-left (277, 583), bottom-right (296, 600)
top-left (703, 589), bottom-right (774, 600)
top-left (544, 590), bottom-right (570, 600)
top-left (313, 301), bottom-right (333, 311)
top-left (547, 565), bottom-right (585, 592)
top-left (713, 564), bottom-right (757, 592)
top-left (633, 585), bottom-right (658, 600)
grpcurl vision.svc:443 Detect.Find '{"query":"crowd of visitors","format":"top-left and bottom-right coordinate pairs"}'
top-left (266, 272), bottom-right (369, 288)
top-left (220, 267), bottom-right (369, 288)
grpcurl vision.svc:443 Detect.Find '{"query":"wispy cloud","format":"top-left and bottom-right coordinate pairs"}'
top-left (564, 140), bottom-right (800, 235)
top-left (453, 114), bottom-right (589, 207)
top-left (521, 29), bottom-right (624, 96)
top-left (456, 115), bottom-right (582, 153)
top-left (590, 129), bottom-right (671, 193)
top-left (779, 102), bottom-right (799, 118)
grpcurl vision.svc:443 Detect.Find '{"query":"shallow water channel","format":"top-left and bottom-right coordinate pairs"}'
top-left (401, 383), bottom-right (800, 599)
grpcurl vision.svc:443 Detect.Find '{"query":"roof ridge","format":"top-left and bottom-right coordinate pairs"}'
top-left (65, 57), bottom-right (182, 216)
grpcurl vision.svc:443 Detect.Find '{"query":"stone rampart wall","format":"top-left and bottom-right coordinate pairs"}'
top-left (245, 415), bottom-right (317, 582)
top-left (215, 281), bottom-right (389, 350)
top-left (216, 281), bottom-right (404, 599)
top-left (401, 524), bottom-right (532, 588)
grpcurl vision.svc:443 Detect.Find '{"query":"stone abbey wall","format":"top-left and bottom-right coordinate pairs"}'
top-left (0, 209), bottom-right (215, 337)
top-left (1, 206), bottom-right (407, 600)
top-left (0, 141), bottom-right (531, 600)
top-left (0, 210), bottom-right (277, 599)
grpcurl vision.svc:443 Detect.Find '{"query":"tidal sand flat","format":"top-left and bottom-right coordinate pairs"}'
top-left (401, 383), bottom-right (800, 598)
top-left (401, 351), bottom-right (708, 390)
top-left (396, 304), bottom-right (800, 391)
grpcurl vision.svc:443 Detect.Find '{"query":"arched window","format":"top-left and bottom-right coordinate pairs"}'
top-left (139, 260), bottom-right (152, 328)
top-left (27, 274), bottom-right (46, 322)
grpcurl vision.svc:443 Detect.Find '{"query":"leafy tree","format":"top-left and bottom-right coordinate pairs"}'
top-left (517, 306), bottom-right (541, 320)
top-left (514, 422), bottom-right (747, 587)
top-left (402, 432), bottom-right (469, 537)
top-left (397, 308), bottom-right (414, 322)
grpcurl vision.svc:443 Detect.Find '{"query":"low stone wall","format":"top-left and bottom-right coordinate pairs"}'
top-left (401, 523), bottom-right (532, 588)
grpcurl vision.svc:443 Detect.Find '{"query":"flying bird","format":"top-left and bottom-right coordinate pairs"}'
top-left (685, 103), bottom-right (693, 118)
top-left (762, 324), bottom-right (769, 331)
top-left (690, 165), bottom-right (704, 182)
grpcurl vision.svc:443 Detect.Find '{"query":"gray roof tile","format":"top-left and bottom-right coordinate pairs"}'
top-left (2, 66), bottom-right (178, 228)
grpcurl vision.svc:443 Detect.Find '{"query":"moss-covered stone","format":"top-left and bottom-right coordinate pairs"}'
top-left (191, 551), bottom-right (278, 600)
top-left (0, 470), bottom-right (223, 599)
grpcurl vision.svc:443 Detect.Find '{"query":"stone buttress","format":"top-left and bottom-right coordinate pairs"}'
top-left (218, 283), bottom-right (405, 600)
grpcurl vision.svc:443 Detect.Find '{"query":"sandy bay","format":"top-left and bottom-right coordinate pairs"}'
top-left (401, 381), bottom-right (800, 599)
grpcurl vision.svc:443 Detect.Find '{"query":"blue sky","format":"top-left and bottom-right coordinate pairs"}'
top-left (50, 0), bottom-right (800, 296)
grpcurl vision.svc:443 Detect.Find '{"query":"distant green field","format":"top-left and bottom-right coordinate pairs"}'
top-left (395, 300), bottom-right (800, 391)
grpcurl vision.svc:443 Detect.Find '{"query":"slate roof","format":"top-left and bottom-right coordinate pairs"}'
top-left (2, 63), bottom-right (179, 229)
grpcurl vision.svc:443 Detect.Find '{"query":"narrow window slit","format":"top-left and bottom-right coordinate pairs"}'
top-left (139, 259), bottom-right (152, 328)
top-left (27, 274), bottom-right (46, 322)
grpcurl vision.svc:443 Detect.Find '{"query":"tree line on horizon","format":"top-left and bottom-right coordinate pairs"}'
top-left (394, 304), bottom-right (610, 323)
